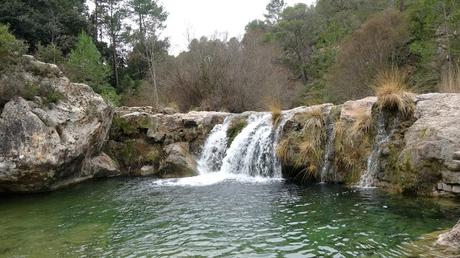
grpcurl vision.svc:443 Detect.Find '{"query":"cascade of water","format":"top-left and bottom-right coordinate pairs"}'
top-left (358, 113), bottom-right (388, 188)
top-left (220, 113), bottom-right (278, 177)
top-left (197, 116), bottom-right (233, 174)
top-left (320, 110), bottom-right (336, 183)
top-left (196, 109), bottom-right (298, 180)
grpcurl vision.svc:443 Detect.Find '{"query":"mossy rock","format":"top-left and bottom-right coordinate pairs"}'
top-left (384, 147), bottom-right (442, 196)
top-left (112, 115), bottom-right (151, 136)
top-left (227, 117), bottom-right (247, 147)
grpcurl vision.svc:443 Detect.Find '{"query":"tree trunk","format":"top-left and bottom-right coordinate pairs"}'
top-left (399, 0), bottom-right (405, 12)
top-left (109, 1), bottom-right (120, 89)
top-left (111, 35), bottom-right (119, 89)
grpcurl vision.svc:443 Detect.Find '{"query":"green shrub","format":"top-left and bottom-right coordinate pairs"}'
top-left (0, 24), bottom-right (26, 71)
top-left (35, 43), bottom-right (64, 65)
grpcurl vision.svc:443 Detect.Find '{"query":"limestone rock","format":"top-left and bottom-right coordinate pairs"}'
top-left (437, 221), bottom-right (460, 249)
top-left (160, 143), bottom-right (198, 178)
top-left (105, 108), bottom-right (228, 178)
top-left (0, 56), bottom-right (113, 192)
top-left (90, 153), bottom-right (120, 178)
top-left (446, 161), bottom-right (460, 172)
top-left (340, 96), bottom-right (377, 122)
top-left (453, 151), bottom-right (460, 161)
top-left (398, 93), bottom-right (460, 194)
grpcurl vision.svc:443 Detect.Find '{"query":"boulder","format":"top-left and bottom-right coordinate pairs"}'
top-left (0, 56), bottom-right (113, 192)
top-left (90, 153), bottom-right (120, 178)
top-left (437, 221), bottom-right (460, 249)
top-left (159, 143), bottom-right (198, 178)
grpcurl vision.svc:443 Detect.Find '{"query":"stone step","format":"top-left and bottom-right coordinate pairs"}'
top-left (447, 160), bottom-right (460, 172)
top-left (454, 151), bottom-right (460, 161)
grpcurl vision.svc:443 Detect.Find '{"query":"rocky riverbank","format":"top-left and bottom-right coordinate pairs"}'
top-left (2, 57), bottom-right (460, 197)
top-left (1, 56), bottom-right (460, 250)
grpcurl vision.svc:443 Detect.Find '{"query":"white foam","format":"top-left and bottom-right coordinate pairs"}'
top-left (151, 172), bottom-right (283, 187)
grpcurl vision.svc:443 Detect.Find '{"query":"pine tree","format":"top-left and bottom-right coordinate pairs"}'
top-left (265, 0), bottom-right (286, 25)
top-left (67, 32), bottom-right (110, 92)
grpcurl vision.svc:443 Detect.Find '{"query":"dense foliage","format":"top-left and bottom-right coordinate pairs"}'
top-left (1, 0), bottom-right (460, 109)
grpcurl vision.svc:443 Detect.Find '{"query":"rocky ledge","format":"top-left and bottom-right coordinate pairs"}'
top-left (101, 107), bottom-right (228, 178)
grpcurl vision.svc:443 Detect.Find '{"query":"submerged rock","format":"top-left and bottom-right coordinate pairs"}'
top-left (437, 221), bottom-right (460, 249)
top-left (0, 56), bottom-right (113, 192)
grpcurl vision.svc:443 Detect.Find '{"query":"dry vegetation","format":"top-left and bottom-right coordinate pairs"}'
top-left (326, 9), bottom-right (410, 103)
top-left (334, 108), bottom-right (373, 184)
top-left (374, 69), bottom-right (415, 117)
top-left (268, 99), bottom-right (282, 126)
top-left (276, 107), bottom-right (327, 182)
top-left (439, 66), bottom-right (460, 93)
top-left (154, 30), bottom-right (302, 113)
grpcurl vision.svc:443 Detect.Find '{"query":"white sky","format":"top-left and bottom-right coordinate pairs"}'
top-left (159, 0), bottom-right (316, 55)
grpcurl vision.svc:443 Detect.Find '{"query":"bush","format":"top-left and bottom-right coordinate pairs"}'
top-left (268, 99), bottom-right (282, 126)
top-left (0, 24), bottom-right (26, 71)
top-left (333, 108), bottom-right (373, 184)
top-left (35, 43), bottom-right (64, 65)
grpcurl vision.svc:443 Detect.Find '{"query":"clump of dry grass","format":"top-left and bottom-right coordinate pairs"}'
top-left (268, 99), bottom-right (282, 126)
top-left (276, 107), bottom-right (327, 182)
top-left (439, 67), bottom-right (460, 93)
top-left (333, 108), bottom-right (373, 184)
top-left (374, 69), bottom-right (415, 117)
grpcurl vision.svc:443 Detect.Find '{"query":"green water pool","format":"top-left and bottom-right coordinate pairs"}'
top-left (0, 178), bottom-right (459, 257)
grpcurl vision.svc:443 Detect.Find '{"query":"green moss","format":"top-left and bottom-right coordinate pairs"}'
top-left (120, 140), bottom-right (136, 166)
top-left (385, 147), bottom-right (442, 196)
top-left (227, 117), bottom-right (247, 147)
top-left (112, 117), bottom-right (138, 135)
top-left (118, 139), bottom-right (162, 169)
top-left (145, 149), bottom-right (161, 163)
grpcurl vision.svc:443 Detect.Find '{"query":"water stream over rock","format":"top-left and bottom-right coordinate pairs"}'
top-left (358, 112), bottom-right (389, 188)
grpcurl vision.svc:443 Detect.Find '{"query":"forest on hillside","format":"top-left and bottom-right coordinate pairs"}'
top-left (1, 0), bottom-right (460, 112)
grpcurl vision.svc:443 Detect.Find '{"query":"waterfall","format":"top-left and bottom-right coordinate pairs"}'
top-left (197, 116), bottom-right (232, 174)
top-left (220, 113), bottom-right (279, 177)
top-left (196, 111), bottom-right (293, 180)
top-left (157, 108), bottom-right (304, 186)
top-left (358, 113), bottom-right (388, 188)
top-left (320, 109), bottom-right (336, 183)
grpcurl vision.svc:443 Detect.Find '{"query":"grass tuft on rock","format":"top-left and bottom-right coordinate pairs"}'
top-left (227, 117), bottom-right (247, 147)
top-left (374, 69), bottom-right (415, 117)
top-left (333, 108), bottom-right (373, 185)
top-left (268, 100), bottom-right (282, 126)
top-left (276, 107), bottom-right (327, 182)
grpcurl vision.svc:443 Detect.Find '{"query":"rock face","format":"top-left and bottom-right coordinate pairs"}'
top-left (376, 93), bottom-right (460, 195)
top-left (104, 107), bottom-right (228, 178)
top-left (0, 56), bottom-right (113, 192)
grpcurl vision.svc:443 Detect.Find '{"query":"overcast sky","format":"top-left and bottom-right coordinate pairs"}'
top-left (158, 0), bottom-right (316, 55)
